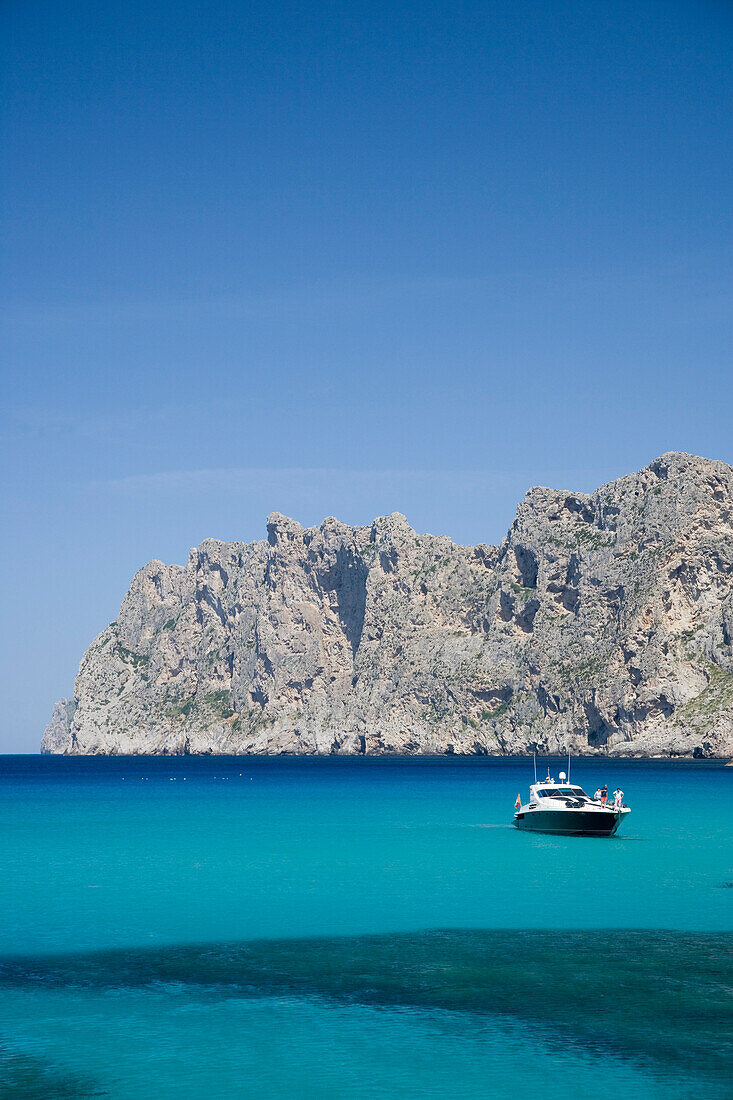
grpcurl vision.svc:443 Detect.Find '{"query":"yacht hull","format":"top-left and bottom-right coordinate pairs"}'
top-left (513, 809), bottom-right (624, 836)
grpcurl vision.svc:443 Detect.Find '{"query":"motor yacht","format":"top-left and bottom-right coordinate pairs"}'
top-left (513, 771), bottom-right (630, 836)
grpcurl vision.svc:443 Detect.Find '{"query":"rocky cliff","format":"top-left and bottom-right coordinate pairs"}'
top-left (43, 453), bottom-right (733, 757)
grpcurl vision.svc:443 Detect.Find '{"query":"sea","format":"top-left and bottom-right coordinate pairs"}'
top-left (0, 755), bottom-right (730, 1099)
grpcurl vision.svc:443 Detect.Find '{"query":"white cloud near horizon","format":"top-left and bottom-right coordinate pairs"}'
top-left (93, 463), bottom-right (619, 493)
top-left (2, 274), bottom-right (477, 329)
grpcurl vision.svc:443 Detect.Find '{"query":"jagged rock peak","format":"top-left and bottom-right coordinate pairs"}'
top-left (43, 452), bottom-right (733, 758)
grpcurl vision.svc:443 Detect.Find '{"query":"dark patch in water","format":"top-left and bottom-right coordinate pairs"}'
top-left (1, 930), bottom-right (731, 1087)
top-left (0, 1040), bottom-right (107, 1098)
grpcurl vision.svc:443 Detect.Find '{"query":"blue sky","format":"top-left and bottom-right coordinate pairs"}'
top-left (2, 0), bottom-right (731, 750)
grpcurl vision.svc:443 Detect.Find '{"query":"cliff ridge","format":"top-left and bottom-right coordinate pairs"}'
top-left (43, 452), bottom-right (733, 757)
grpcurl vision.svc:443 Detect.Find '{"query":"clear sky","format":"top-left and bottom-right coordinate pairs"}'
top-left (2, 0), bottom-right (731, 751)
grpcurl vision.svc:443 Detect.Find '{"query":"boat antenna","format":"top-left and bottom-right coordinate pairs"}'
top-left (533, 751), bottom-right (537, 782)
top-left (568, 746), bottom-right (571, 783)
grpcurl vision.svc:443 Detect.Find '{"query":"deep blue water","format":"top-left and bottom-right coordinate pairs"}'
top-left (1, 756), bottom-right (731, 1098)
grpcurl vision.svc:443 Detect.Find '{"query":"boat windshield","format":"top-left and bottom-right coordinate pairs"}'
top-left (537, 787), bottom-right (587, 799)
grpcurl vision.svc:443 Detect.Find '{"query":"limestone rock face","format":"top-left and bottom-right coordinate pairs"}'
top-left (43, 453), bottom-right (733, 757)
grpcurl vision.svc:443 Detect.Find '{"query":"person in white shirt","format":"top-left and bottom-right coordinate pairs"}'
top-left (594, 787), bottom-right (602, 801)
top-left (613, 788), bottom-right (624, 809)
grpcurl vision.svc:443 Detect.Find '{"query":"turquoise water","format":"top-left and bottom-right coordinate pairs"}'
top-left (1, 756), bottom-right (731, 1097)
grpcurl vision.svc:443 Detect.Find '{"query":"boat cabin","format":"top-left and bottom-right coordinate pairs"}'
top-left (526, 776), bottom-right (593, 806)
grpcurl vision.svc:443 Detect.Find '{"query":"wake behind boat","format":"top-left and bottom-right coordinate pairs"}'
top-left (513, 770), bottom-right (630, 837)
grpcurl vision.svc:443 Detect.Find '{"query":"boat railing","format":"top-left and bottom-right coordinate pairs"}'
top-left (518, 798), bottom-right (628, 811)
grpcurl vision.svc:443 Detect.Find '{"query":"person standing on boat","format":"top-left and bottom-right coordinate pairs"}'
top-left (594, 787), bottom-right (602, 801)
top-left (613, 788), bottom-right (624, 809)
top-left (600, 784), bottom-right (608, 805)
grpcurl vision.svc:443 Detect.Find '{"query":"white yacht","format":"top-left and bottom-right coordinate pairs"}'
top-left (513, 770), bottom-right (630, 836)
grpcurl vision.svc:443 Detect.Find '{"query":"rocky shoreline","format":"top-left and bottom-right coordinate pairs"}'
top-left (44, 452), bottom-right (733, 758)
